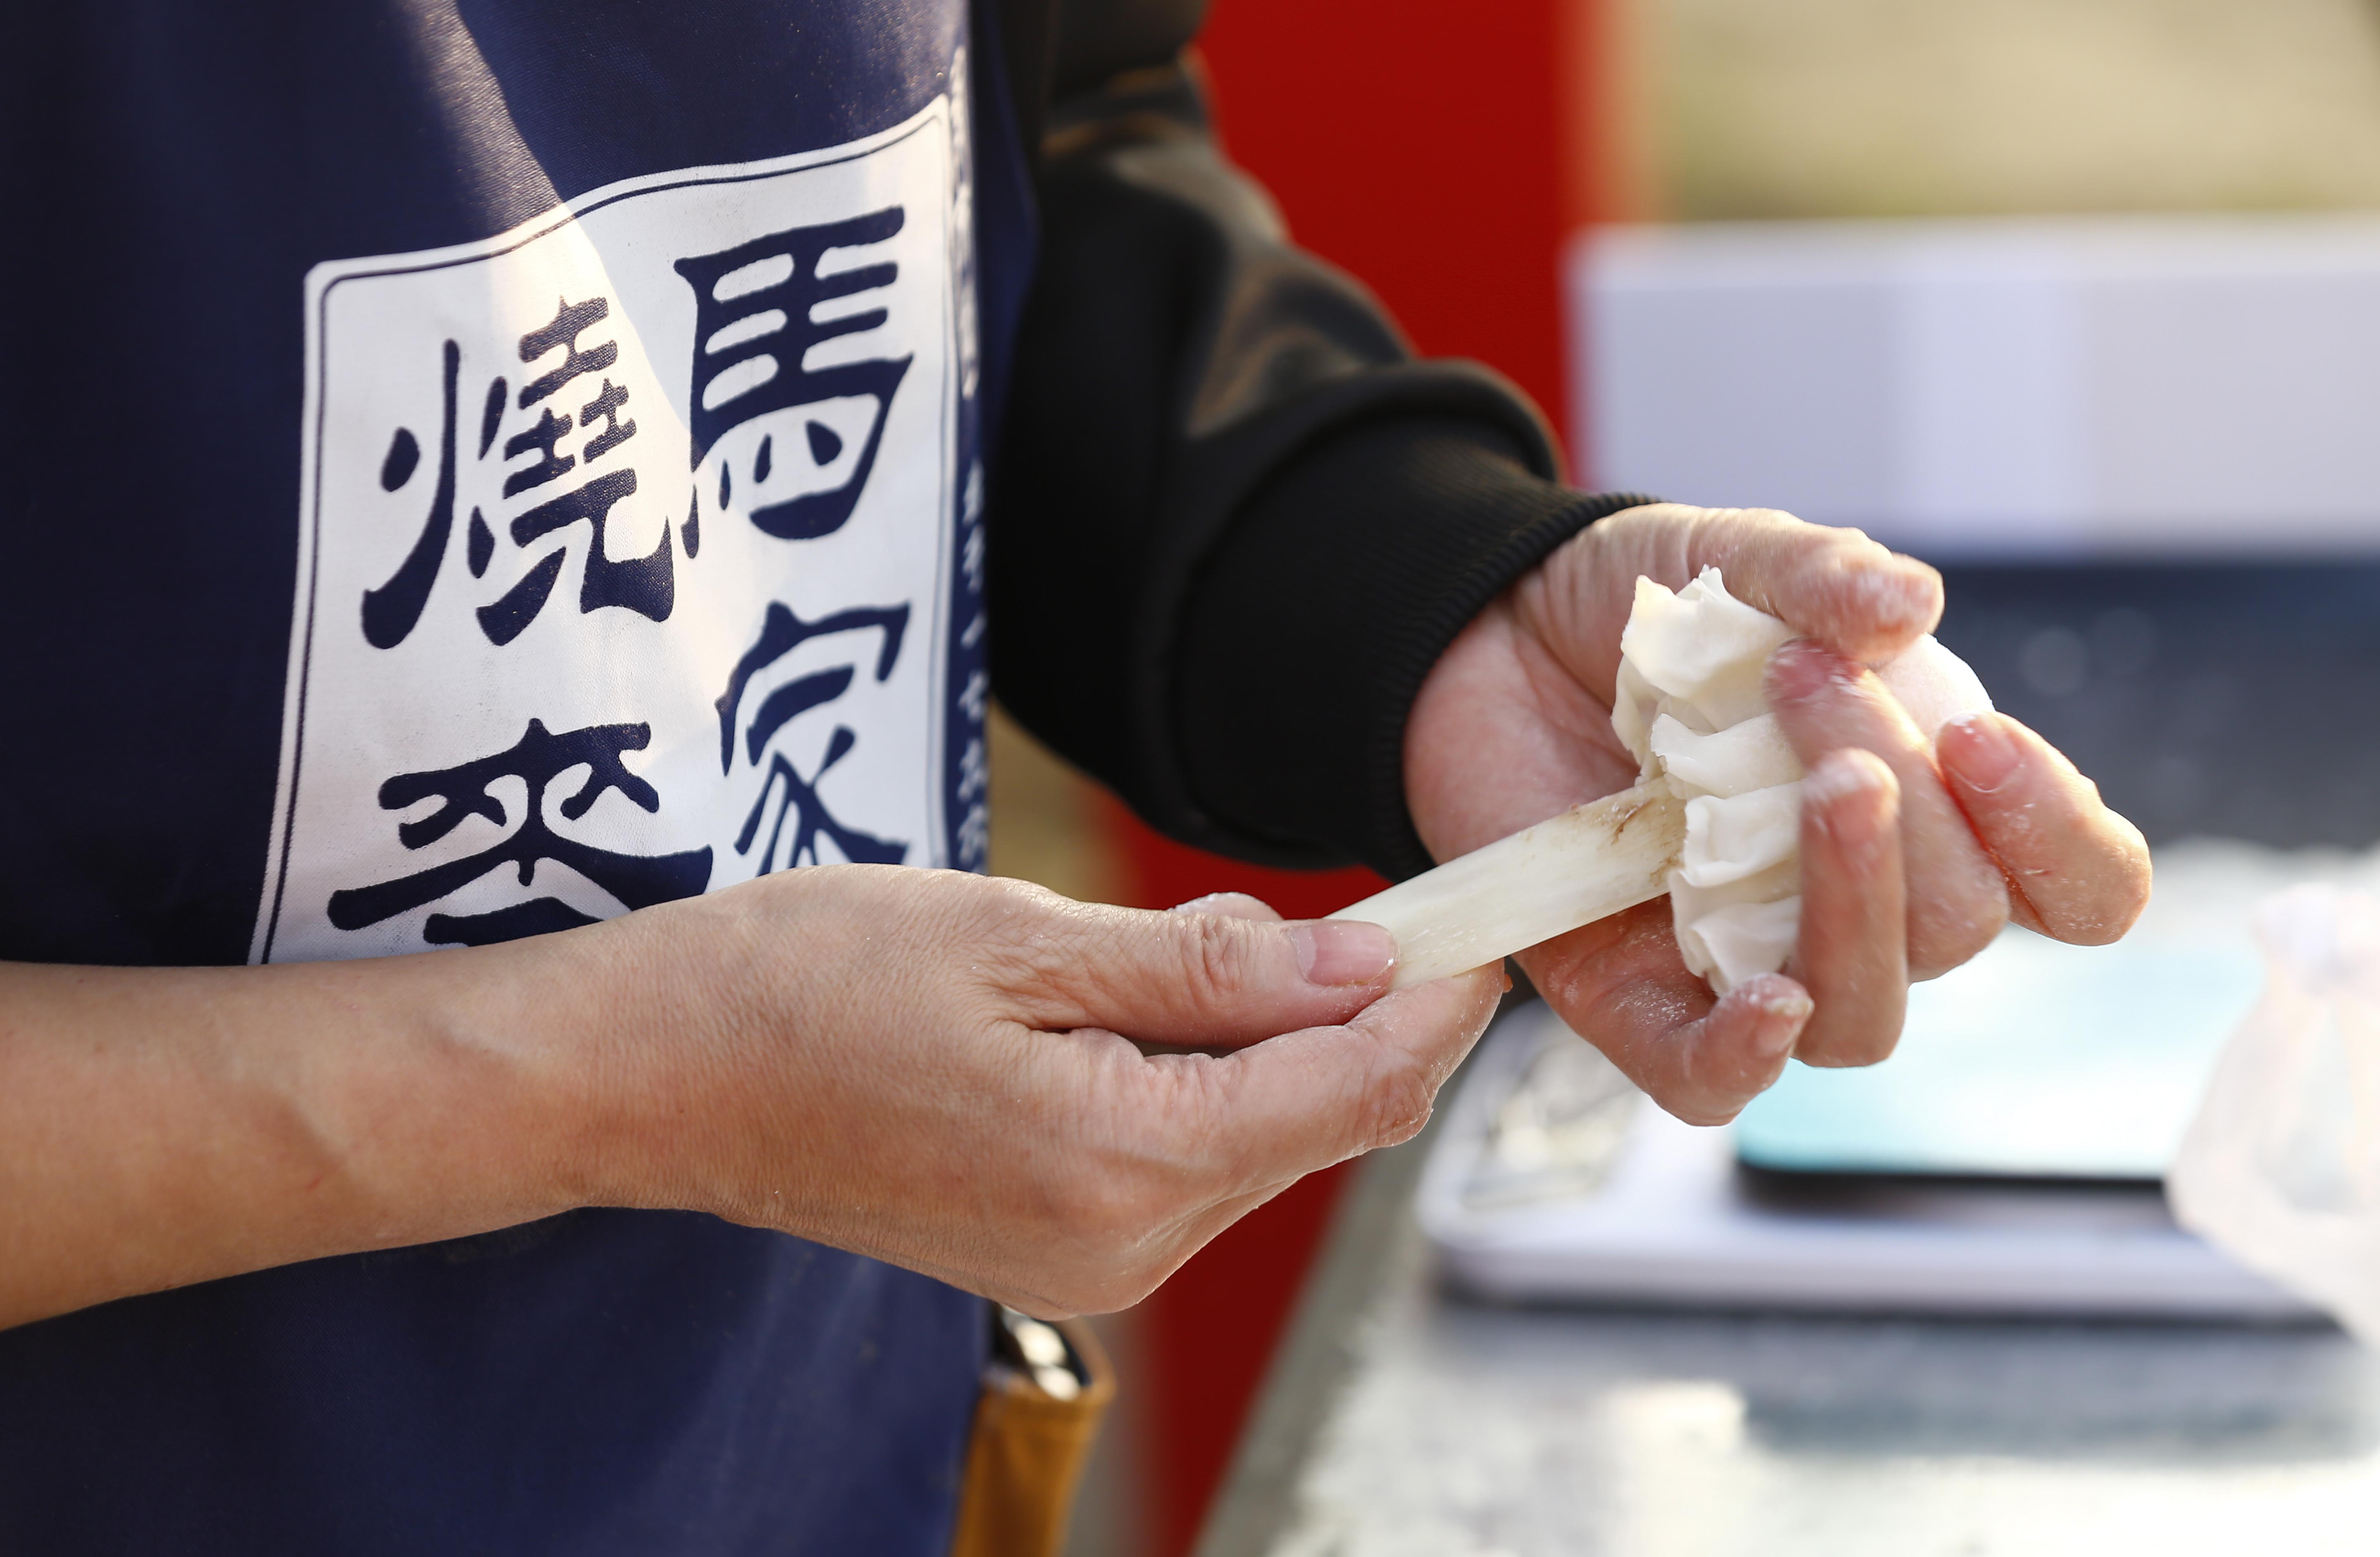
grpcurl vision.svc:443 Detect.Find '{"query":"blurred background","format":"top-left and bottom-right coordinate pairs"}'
top-left (997, 2), bottom-right (2380, 1552)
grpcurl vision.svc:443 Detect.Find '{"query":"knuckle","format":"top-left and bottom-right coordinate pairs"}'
top-left (1910, 867), bottom-right (2008, 977)
top-left (1745, 505), bottom-right (1819, 535)
top-left (970, 876), bottom-right (1064, 954)
top-left (972, 889), bottom-right (1129, 1016)
top-left (1355, 1052), bottom-right (1438, 1150)
top-left (1180, 912), bottom-right (1259, 995)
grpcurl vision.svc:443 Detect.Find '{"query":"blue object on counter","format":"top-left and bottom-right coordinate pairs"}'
top-left (1736, 928), bottom-right (2262, 1181)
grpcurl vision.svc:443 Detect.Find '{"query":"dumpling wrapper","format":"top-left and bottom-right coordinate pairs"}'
top-left (1679, 782), bottom-right (1804, 888)
top-left (1624, 566), bottom-right (1994, 994)
top-left (1678, 896), bottom-right (1804, 993)
top-left (1650, 713), bottom-right (1802, 800)
top-left (1618, 572), bottom-right (1795, 731)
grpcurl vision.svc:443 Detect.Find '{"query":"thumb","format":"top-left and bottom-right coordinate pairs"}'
top-left (1002, 900), bottom-right (1399, 1049)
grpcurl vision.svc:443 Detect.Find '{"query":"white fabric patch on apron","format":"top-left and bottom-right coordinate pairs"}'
top-left (254, 99), bottom-right (966, 964)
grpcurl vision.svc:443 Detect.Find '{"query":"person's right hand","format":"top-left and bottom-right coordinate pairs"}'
top-left (545, 866), bottom-right (1502, 1318)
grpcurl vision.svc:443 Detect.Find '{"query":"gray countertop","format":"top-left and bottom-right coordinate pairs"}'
top-left (1197, 1031), bottom-right (2380, 1557)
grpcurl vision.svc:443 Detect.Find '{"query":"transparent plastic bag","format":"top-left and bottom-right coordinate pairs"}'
top-left (2168, 883), bottom-right (2380, 1344)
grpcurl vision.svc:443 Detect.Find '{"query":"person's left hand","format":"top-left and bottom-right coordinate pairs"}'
top-left (1401, 502), bottom-right (2152, 1126)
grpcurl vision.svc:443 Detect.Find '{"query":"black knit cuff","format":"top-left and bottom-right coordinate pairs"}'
top-left (1173, 416), bottom-right (1655, 880)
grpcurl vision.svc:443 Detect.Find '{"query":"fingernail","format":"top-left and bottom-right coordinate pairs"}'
top-left (1943, 712), bottom-right (2020, 794)
top-left (1289, 921), bottom-right (1397, 986)
top-left (1764, 640), bottom-right (1851, 704)
top-left (1753, 987), bottom-right (1813, 1057)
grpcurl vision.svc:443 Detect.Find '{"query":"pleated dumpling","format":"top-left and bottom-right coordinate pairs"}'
top-left (1619, 566), bottom-right (1993, 993)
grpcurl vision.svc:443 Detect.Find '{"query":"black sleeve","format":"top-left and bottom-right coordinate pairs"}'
top-left (988, 7), bottom-right (1653, 881)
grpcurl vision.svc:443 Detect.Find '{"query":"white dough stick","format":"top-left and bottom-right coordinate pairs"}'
top-left (1329, 783), bottom-right (1686, 989)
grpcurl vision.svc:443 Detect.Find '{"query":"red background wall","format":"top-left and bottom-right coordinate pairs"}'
top-left (1117, 2), bottom-right (1624, 1550)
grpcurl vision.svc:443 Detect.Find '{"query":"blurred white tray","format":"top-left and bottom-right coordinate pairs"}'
top-left (1419, 1001), bottom-right (2319, 1321)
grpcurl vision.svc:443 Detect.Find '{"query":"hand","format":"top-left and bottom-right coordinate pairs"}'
top-left (0, 867), bottom-right (1499, 1328)
top-left (579, 866), bottom-right (1502, 1316)
top-left (1400, 503), bottom-right (2151, 1125)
